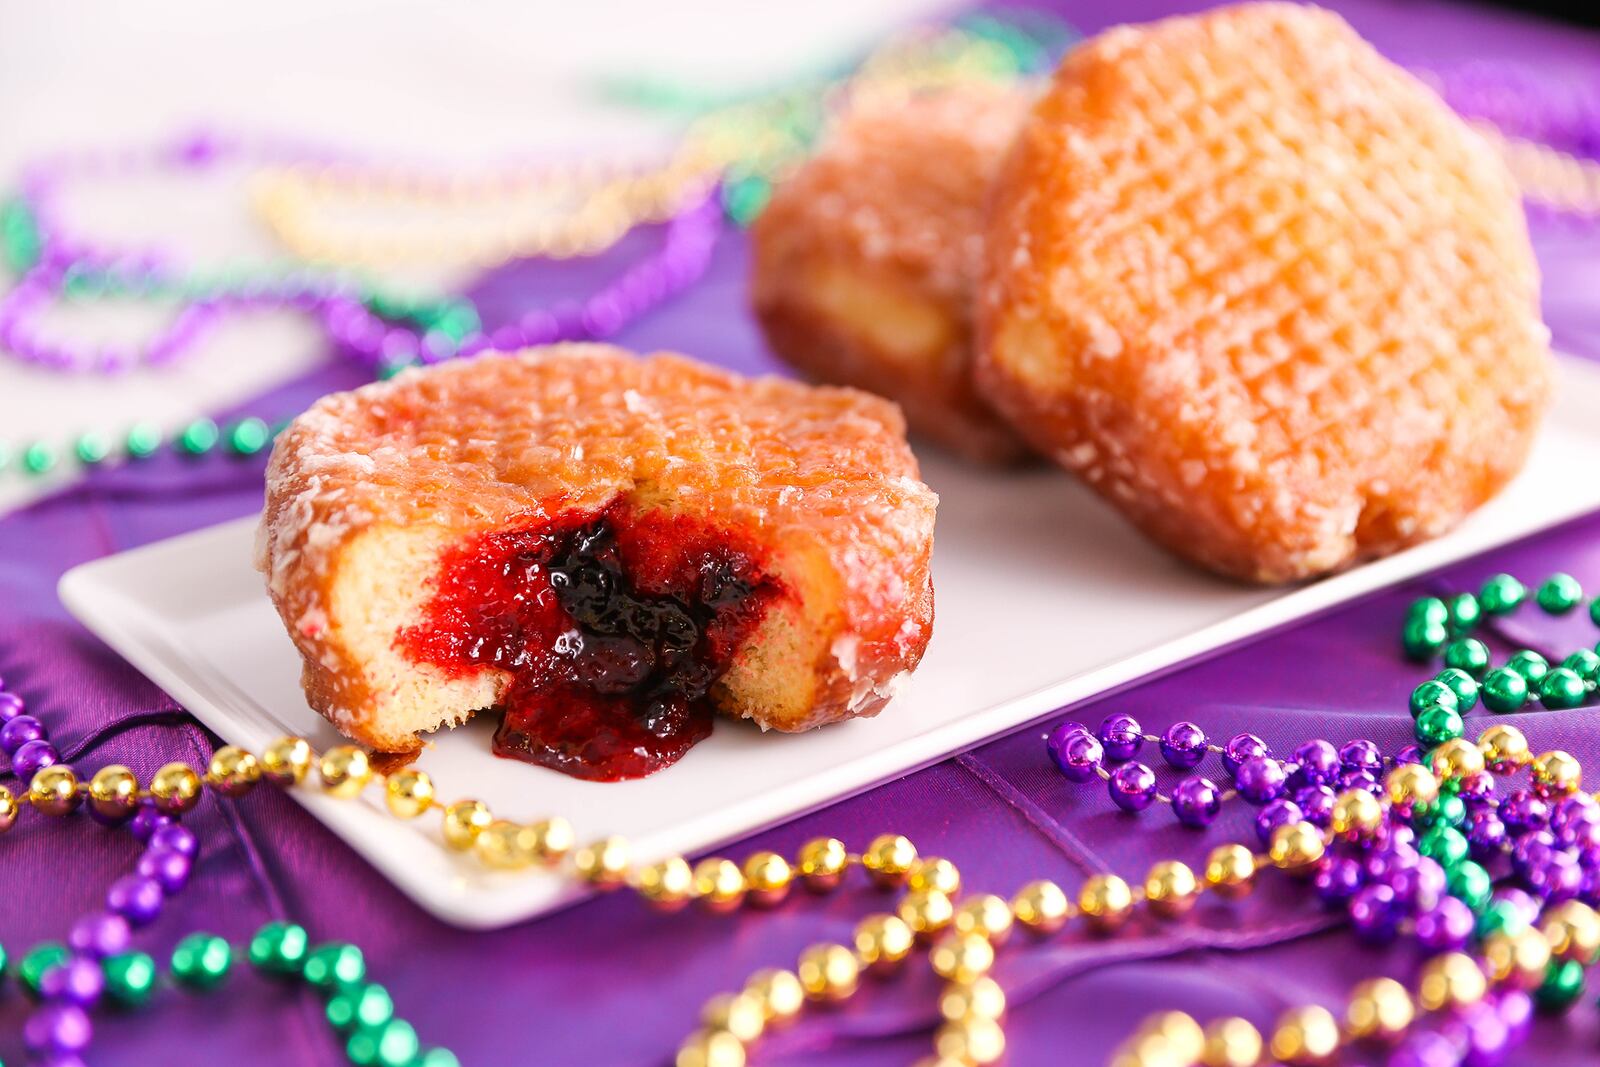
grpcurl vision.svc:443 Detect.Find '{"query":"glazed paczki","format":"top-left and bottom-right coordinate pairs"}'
top-left (751, 84), bottom-right (1035, 464)
top-left (978, 3), bottom-right (1551, 582)
top-left (257, 345), bottom-right (937, 780)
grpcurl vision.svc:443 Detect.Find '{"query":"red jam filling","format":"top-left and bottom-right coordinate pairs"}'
top-left (396, 502), bottom-right (784, 781)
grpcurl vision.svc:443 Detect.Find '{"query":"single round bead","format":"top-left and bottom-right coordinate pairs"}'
top-left (1350, 882), bottom-right (1401, 942)
top-left (327, 983), bottom-right (394, 1031)
top-left (1255, 798), bottom-right (1303, 845)
top-left (1045, 720), bottom-right (1089, 773)
top-left (22, 441), bottom-right (58, 475)
top-left (1415, 897), bottom-right (1477, 952)
top-left (1078, 874), bottom-right (1134, 931)
top-left (702, 991), bottom-right (766, 1043)
top-left (1408, 596), bottom-right (1449, 628)
top-left (150, 823), bottom-right (198, 858)
top-left (1051, 731), bottom-right (1104, 783)
top-left (1294, 786), bottom-right (1336, 827)
top-left (0, 784), bottom-right (16, 833)
top-left (1395, 743), bottom-right (1425, 765)
top-left (574, 836), bottom-right (632, 888)
top-left (952, 894), bottom-right (1014, 943)
top-left (897, 888), bottom-right (954, 937)
top-left (29, 765), bottom-right (81, 816)
top-left (1201, 1018), bottom-right (1263, 1067)
top-left (1222, 733), bottom-right (1269, 775)
top-left (636, 857), bottom-right (695, 911)
top-left (205, 745), bottom-right (261, 796)
top-left (125, 422), bottom-right (162, 458)
top-left (1560, 648), bottom-right (1600, 685)
top-left (39, 955), bottom-right (105, 1007)
top-left (692, 858), bottom-right (746, 912)
top-left (1535, 573), bottom-right (1583, 614)
top-left (1096, 713), bottom-right (1143, 762)
top-left (101, 950), bottom-right (157, 1008)
top-left (1204, 844), bottom-right (1256, 898)
top-left (1419, 826), bottom-right (1471, 869)
top-left (0, 690), bottom-right (23, 720)
top-left (933, 1017), bottom-right (1005, 1065)
top-left (1415, 705), bottom-right (1465, 747)
top-left (1538, 667), bottom-right (1588, 710)
top-left (1429, 737), bottom-right (1486, 781)
top-left (1402, 616), bottom-right (1449, 660)
top-left (68, 914), bottom-right (130, 959)
top-left (170, 933), bottom-right (233, 989)
top-left (741, 851), bottom-right (793, 907)
top-left (908, 857), bottom-right (962, 897)
top-left (226, 417), bottom-right (271, 456)
top-left (938, 976), bottom-right (1006, 1022)
top-left (1434, 667), bottom-right (1479, 711)
top-left (1268, 1005), bottom-right (1340, 1065)
top-left (1446, 591), bottom-right (1481, 632)
top-left (1385, 763), bottom-right (1440, 810)
top-left (795, 837), bottom-right (848, 891)
top-left (441, 800), bottom-right (493, 850)
top-left (383, 769), bottom-right (435, 818)
top-left (1108, 761), bottom-right (1157, 812)
top-left (106, 874), bottom-right (164, 926)
top-left (1443, 637), bottom-right (1492, 678)
top-left (149, 762), bottom-right (202, 815)
top-left (1480, 573), bottom-right (1527, 614)
top-left (0, 713), bottom-right (44, 754)
top-left (1268, 822), bottom-right (1325, 872)
top-left (1536, 958), bottom-right (1587, 1011)
top-left (1143, 860), bottom-right (1199, 918)
top-left (1345, 976), bottom-right (1414, 1041)
top-left (1290, 740), bottom-right (1339, 787)
top-left (1159, 721), bottom-right (1208, 769)
top-left (852, 913), bottom-right (914, 972)
top-left (260, 735), bottom-right (313, 784)
top-left (11, 738), bottom-right (58, 781)
top-left (1337, 739), bottom-right (1382, 774)
top-left (177, 417), bottom-right (220, 455)
top-left (861, 834), bottom-right (917, 887)
top-left (1313, 854), bottom-right (1364, 904)
top-left (1481, 666), bottom-right (1530, 713)
top-left (1506, 649), bottom-right (1550, 685)
top-left (1479, 723), bottom-right (1532, 773)
top-left (1009, 880), bottom-right (1070, 934)
top-left (128, 806), bottom-right (172, 843)
top-left (136, 848), bottom-right (192, 894)
top-left (23, 1002), bottom-right (91, 1055)
top-left (1448, 860), bottom-right (1493, 911)
top-left (744, 968), bottom-right (805, 1023)
top-left (1532, 750), bottom-right (1582, 797)
top-left (1235, 756), bottom-right (1287, 806)
top-left (88, 765), bottom-right (141, 822)
top-left (674, 1029), bottom-right (745, 1067)
top-left (1171, 776), bottom-right (1221, 828)
top-left (317, 745), bottom-right (371, 798)
top-left (1330, 788), bottom-right (1383, 838)
top-left (1410, 679), bottom-right (1459, 717)
top-left (248, 920), bottom-right (309, 974)
top-left (1501, 789), bottom-right (1551, 834)
top-left (796, 942), bottom-right (860, 1000)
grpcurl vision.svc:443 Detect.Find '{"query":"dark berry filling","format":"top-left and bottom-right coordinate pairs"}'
top-left (396, 502), bottom-right (783, 781)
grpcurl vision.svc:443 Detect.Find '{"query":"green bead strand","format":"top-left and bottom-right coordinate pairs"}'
top-left (248, 920), bottom-right (309, 974)
top-left (102, 951), bottom-right (159, 1008)
top-left (1479, 573), bottom-right (1526, 615)
top-left (171, 933), bottom-right (233, 989)
top-left (1418, 826), bottom-right (1470, 868)
top-left (18, 942), bottom-right (69, 997)
top-left (177, 418), bottom-right (221, 457)
top-left (1535, 573), bottom-right (1584, 614)
top-left (1562, 649), bottom-right (1600, 686)
top-left (374, 1019), bottom-right (420, 1067)
top-left (1, 197), bottom-right (43, 272)
top-left (1447, 860), bottom-right (1492, 912)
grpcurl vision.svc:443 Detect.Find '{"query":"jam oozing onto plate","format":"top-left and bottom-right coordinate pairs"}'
top-left (397, 502), bottom-right (783, 781)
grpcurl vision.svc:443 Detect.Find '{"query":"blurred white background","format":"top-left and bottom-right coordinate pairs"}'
top-left (0, 0), bottom-right (952, 511)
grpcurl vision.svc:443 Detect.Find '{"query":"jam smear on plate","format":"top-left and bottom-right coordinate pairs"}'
top-left (397, 501), bottom-right (784, 780)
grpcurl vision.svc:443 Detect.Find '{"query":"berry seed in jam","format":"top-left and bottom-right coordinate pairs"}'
top-left (396, 502), bottom-right (784, 781)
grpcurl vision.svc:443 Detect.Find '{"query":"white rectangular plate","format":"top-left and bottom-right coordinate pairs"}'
top-left (60, 356), bottom-right (1600, 928)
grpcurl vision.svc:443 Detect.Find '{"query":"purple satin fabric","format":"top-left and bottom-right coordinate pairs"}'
top-left (4, 2), bottom-right (1600, 1063)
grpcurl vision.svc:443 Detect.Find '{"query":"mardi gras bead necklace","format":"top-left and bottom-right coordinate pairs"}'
top-left (6, 579), bottom-right (1593, 1067)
